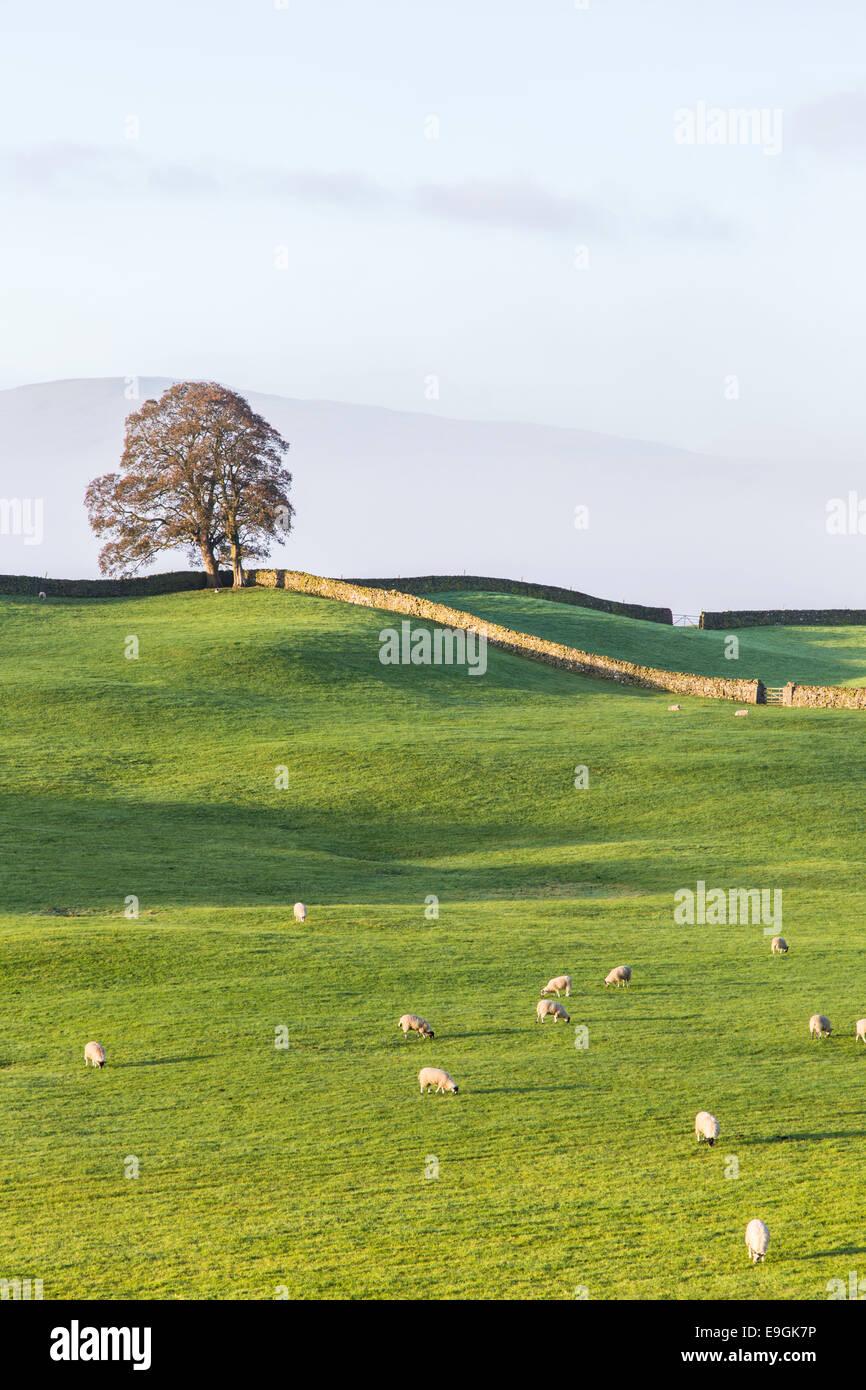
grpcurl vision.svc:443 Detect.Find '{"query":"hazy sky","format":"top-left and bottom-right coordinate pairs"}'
top-left (2, 0), bottom-right (865, 460)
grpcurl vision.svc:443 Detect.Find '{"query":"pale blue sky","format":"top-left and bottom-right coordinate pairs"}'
top-left (2, 0), bottom-right (865, 460)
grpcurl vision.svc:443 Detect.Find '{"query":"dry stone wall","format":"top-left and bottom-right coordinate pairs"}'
top-left (786, 683), bottom-right (866, 709)
top-left (4, 567), bottom-right (864, 707)
top-left (345, 574), bottom-right (672, 625)
top-left (252, 569), bottom-right (760, 703)
top-left (701, 608), bottom-right (866, 629)
top-left (0, 570), bottom-right (232, 597)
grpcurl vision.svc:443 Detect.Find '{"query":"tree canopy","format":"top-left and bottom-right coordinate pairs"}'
top-left (85, 381), bottom-right (293, 587)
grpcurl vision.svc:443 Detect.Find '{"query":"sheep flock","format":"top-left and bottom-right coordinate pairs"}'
top-left (390, 927), bottom-right (865, 1270)
top-left (82, 903), bottom-right (864, 1273)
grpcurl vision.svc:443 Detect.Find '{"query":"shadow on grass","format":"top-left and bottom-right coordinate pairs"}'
top-left (469, 1083), bottom-right (581, 1096)
top-left (0, 789), bottom-right (703, 911)
top-left (803, 1245), bottom-right (866, 1260)
top-left (743, 1130), bottom-right (866, 1144)
top-left (118, 1055), bottom-right (219, 1067)
top-left (433, 1028), bottom-right (531, 1040)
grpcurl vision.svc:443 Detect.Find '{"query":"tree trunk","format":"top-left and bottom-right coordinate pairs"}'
top-left (230, 536), bottom-right (246, 588)
top-left (199, 542), bottom-right (219, 588)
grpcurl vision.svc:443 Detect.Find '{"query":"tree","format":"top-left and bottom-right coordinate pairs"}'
top-left (206, 391), bottom-right (293, 587)
top-left (85, 381), bottom-right (293, 587)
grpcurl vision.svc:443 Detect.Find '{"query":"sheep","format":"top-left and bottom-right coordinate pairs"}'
top-left (770, 936), bottom-right (788, 955)
top-left (745, 1218), bottom-right (770, 1263)
top-left (418, 1066), bottom-right (458, 1095)
top-left (734, 709), bottom-right (748, 717)
top-left (84, 1041), bottom-right (106, 1069)
top-left (540, 974), bottom-right (572, 998)
top-left (604, 965), bottom-right (631, 988)
top-left (399, 1013), bottom-right (434, 1041)
top-left (695, 1111), bottom-right (720, 1147)
top-left (293, 902), bottom-right (306, 923)
top-left (536, 999), bottom-right (570, 1024)
top-left (855, 1019), bottom-right (866, 1044)
top-left (809, 1014), bottom-right (831, 1039)
top-left (38, 591), bottom-right (46, 601)
top-left (668, 704), bottom-right (681, 711)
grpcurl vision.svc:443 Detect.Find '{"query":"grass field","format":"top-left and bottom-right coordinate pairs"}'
top-left (1, 587), bottom-right (865, 1300)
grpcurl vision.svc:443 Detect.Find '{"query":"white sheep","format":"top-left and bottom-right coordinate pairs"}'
top-left (536, 999), bottom-right (570, 1024)
top-left (604, 965), bottom-right (631, 988)
top-left (745, 1218), bottom-right (770, 1263)
top-left (694, 1110), bottom-right (720, 1147)
top-left (418, 1066), bottom-right (458, 1095)
top-left (809, 1014), bottom-right (831, 1039)
top-left (540, 974), bottom-right (572, 998)
top-left (84, 1041), bottom-right (106, 1069)
top-left (38, 591), bottom-right (47, 601)
top-left (293, 902), bottom-right (306, 923)
top-left (399, 1013), bottom-right (434, 1041)
top-left (734, 709), bottom-right (748, 717)
top-left (770, 936), bottom-right (788, 955)
top-left (668, 704), bottom-right (681, 711)
top-left (855, 1019), bottom-right (866, 1044)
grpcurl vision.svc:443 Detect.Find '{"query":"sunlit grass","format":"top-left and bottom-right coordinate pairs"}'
top-left (0, 588), bottom-right (863, 1299)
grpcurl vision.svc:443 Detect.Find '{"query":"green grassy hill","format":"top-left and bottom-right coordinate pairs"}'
top-left (428, 589), bottom-right (866, 687)
top-left (0, 587), bottom-right (864, 1299)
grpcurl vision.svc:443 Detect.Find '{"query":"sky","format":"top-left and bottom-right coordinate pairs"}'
top-left (1, 0), bottom-right (865, 462)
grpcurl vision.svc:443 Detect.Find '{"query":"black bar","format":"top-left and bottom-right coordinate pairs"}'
top-left (2, 1298), bottom-right (858, 1376)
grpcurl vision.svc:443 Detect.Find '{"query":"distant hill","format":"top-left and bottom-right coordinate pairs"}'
top-left (0, 376), bottom-right (854, 611)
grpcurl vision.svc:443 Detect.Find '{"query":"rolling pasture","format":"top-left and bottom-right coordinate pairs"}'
top-left (429, 589), bottom-right (866, 688)
top-left (0, 587), bottom-right (864, 1299)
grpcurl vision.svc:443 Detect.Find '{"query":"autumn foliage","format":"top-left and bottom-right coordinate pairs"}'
top-left (85, 381), bottom-right (293, 587)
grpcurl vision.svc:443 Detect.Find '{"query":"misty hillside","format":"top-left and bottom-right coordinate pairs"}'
top-left (0, 376), bottom-right (853, 612)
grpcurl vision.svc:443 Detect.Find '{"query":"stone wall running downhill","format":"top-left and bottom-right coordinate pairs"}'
top-left (784, 683), bottom-right (866, 709)
top-left (344, 574), bottom-right (673, 626)
top-left (251, 569), bottom-right (761, 703)
top-left (700, 608), bottom-right (866, 630)
top-left (4, 566), bottom-right (865, 707)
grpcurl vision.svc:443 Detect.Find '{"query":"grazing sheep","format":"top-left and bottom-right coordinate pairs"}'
top-left (770, 936), bottom-right (788, 955)
top-left (745, 1218), bottom-right (770, 1263)
top-left (38, 591), bottom-right (46, 601)
top-left (398, 1013), bottom-right (434, 1041)
top-left (734, 709), bottom-right (748, 717)
top-left (84, 1041), bottom-right (106, 1069)
top-left (668, 704), bottom-right (681, 711)
top-left (293, 902), bottom-right (306, 923)
top-left (541, 974), bottom-right (572, 998)
top-left (809, 1014), bottom-right (832, 1039)
top-left (536, 999), bottom-right (570, 1024)
top-left (418, 1066), bottom-right (458, 1095)
top-left (604, 965), bottom-right (631, 988)
top-left (855, 1019), bottom-right (866, 1044)
top-left (695, 1111), bottom-right (720, 1147)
